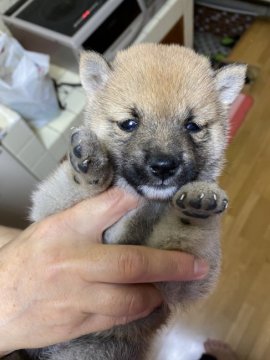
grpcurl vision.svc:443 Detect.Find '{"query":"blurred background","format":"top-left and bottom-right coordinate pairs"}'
top-left (0, 1), bottom-right (270, 359)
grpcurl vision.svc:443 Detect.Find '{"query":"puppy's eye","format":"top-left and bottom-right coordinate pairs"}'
top-left (118, 119), bottom-right (139, 132)
top-left (185, 122), bottom-right (202, 133)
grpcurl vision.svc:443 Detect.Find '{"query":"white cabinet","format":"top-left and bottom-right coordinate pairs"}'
top-left (0, 146), bottom-right (37, 228)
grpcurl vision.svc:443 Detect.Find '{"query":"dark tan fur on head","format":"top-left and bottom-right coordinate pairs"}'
top-left (80, 44), bottom-right (246, 200)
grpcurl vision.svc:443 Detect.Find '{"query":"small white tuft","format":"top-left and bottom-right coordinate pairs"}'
top-left (138, 186), bottom-right (177, 200)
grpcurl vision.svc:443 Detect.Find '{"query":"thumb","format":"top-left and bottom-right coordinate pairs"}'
top-left (62, 187), bottom-right (140, 238)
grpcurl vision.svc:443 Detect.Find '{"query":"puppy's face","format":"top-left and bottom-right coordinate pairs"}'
top-left (80, 44), bottom-right (246, 200)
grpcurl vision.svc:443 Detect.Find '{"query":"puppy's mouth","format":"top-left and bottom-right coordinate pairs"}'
top-left (137, 185), bottom-right (178, 200)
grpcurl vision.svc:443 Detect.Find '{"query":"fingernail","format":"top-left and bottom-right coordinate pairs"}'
top-left (194, 259), bottom-right (209, 279)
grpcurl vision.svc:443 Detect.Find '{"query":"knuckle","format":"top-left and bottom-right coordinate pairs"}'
top-left (118, 249), bottom-right (147, 282)
top-left (32, 217), bottom-right (62, 250)
top-left (124, 291), bottom-right (145, 316)
top-left (31, 219), bottom-right (53, 243)
top-left (176, 254), bottom-right (194, 278)
top-left (104, 188), bottom-right (123, 207)
top-left (31, 219), bottom-right (69, 274)
top-left (114, 315), bottom-right (130, 326)
top-left (38, 247), bottom-right (65, 283)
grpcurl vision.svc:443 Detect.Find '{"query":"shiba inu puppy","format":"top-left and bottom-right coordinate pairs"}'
top-left (29, 44), bottom-right (246, 360)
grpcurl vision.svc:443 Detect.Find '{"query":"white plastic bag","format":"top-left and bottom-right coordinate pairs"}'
top-left (0, 32), bottom-right (60, 128)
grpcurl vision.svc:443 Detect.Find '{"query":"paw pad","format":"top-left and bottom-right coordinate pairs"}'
top-left (173, 182), bottom-right (228, 219)
top-left (69, 129), bottom-right (92, 174)
top-left (73, 144), bottom-right (82, 158)
top-left (189, 193), bottom-right (205, 209)
top-left (69, 128), bottom-right (113, 188)
top-left (78, 159), bottom-right (90, 173)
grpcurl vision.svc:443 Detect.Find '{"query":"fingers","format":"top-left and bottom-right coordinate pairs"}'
top-left (62, 187), bottom-right (140, 238)
top-left (51, 186), bottom-right (208, 283)
top-left (76, 310), bottom-right (155, 337)
top-left (77, 283), bottom-right (162, 317)
top-left (78, 244), bottom-right (209, 283)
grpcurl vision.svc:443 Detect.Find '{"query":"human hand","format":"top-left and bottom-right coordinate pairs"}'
top-left (0, 188), bottom-right (208, 354)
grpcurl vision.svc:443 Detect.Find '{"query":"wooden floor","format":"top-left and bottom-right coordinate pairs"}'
top-left (154, 19), bottom-right (270, 360)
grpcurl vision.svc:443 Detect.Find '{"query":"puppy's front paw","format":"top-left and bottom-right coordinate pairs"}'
top-left (69, 128), bottom-right (113, 188)
top-left (173, 181), bottom-right (228, 219)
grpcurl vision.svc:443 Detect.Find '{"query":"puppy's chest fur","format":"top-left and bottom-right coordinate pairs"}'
top-left (103, 201), bottom-right (165, 246)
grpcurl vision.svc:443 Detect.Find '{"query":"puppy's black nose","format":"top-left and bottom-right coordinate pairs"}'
top-left (148, 154), bottom-right (179, 180)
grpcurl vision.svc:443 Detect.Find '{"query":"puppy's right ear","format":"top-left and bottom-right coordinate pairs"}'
top-left (80, 51), bottom-right (112, 94)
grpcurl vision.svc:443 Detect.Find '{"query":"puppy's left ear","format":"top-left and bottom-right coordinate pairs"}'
top-left (215, 64), bottom-right (247, 106)
top-left (80, 51), bottom-right (112, 94)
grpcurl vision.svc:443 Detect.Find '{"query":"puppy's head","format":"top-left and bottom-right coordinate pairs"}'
top-left (80, 44), bottom-right (246, 200)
